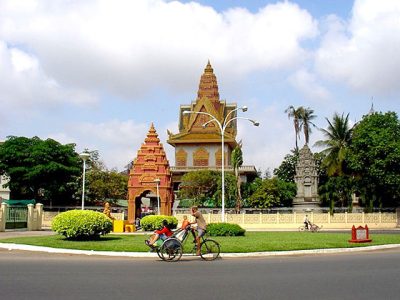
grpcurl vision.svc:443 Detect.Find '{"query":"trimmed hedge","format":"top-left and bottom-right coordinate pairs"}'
top-left (140, 215), bottom-right (178, 231)
top-left (207, 223), bottom-right (246, 236)
top-left (52, 210), bottom-right (113, 240)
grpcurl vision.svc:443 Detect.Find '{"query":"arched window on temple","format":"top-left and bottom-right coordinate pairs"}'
top-left (193, 147), bottom-right (209, 167)
top-left (176, 149), bottom-right (187, 167)
top-left (215, 147), bottom-right (227, 167)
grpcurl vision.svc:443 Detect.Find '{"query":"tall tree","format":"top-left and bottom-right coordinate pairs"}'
top-left (299, 107), bottom-right (317, 144)
top-left (346, 111), bottom-right (400, 208)
top-left (0, 136), bottom-right (81, 204)
top-left (315, 113), bottom-right (353, 176)
top-left (285, 106), bottom-right (303, 151)
top-left (231, 143), bottom-right (243, 212)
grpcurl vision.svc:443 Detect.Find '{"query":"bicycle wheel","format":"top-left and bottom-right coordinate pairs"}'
top-left (298, 226), bottom-right (306, 232)
top-left (311, 225), bottom-right (320, 233)
top-left (159, 238), bottom-right (183, 262)
top-left (200, 239), bottom-right (220, 261)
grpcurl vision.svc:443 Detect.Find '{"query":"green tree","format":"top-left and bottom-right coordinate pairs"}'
top-left (78, 150), bottom-right (128, 205)
top-left (241, 177), bottom-right (262, 207)
top-left (319, 176), bottom-right (354, 211)
top-left (178, 170), bottom-right (238, 208)
top-left (273, 150), bottom-right (299, 182)
top-left (0, 136), bottom-right (81, 204)
top-left (178, 170), bottom-right (220, 206)
top-left (86, 168), bottom-right (128, 205)
top-left (347, 112), bottom-right (400, 208)
top-left (213, 172), bottom-right (237, 208)
top-left (315, 113), bottom-right (353, 176)
top-left (247, 177), bottom-right (296, 208)
top-left (231, 143), bottom-right (243, 212)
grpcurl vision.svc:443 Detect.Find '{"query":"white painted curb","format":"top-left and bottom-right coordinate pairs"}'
top-left (1, 242), bottom-right (399, 258)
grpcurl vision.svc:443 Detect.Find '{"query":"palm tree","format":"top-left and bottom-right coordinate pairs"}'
top-left (285, 106), bottom-right (303, 151)
top-left (231, 142), bottom-right (243, 213)
top-left (314, 113), bottom-right (353, 176)
top-left (300, 107), bottom-right (317, 144)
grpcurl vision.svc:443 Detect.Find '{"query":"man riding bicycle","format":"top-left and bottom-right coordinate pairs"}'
top-left (190, 206), bottom-right (207, 256)
top-left (304, 215), bottom-right (311, 230)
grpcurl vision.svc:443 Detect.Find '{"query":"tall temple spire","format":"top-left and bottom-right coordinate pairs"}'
top-left (197, 60), bottom-right (220, 102)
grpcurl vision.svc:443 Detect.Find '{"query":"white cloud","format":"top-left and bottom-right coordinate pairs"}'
top-left (0, 0), bottom-right (318, 103)
top-left (236, 100), bottom-right (293, 173)
top-left (315, 0), bottom-right (400, 97)
top-left (48, 119), bottom-right (178, 171)
top-left (0, 41), bottom-right (98, 124)
top-left (289, 69), bottom-right (330, 102)
top-left (69, 120), bottom-right (149, 170)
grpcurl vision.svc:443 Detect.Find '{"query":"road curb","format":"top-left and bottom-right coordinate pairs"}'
top-left (1, 242), bottom-right (399, 258)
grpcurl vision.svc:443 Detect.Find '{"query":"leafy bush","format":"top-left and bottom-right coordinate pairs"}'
top-left (140, 215), bottom-right (178, 231)
top-left (52, 210), bottom-right (113, 240)
top-left (207, 223), bottom-right (246, 236)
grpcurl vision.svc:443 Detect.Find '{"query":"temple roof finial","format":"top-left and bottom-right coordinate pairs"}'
top-left (205, 60), bottom-right (213, 73)
top-left (197, 60), bottom-right (219, 101)
top-left (145, 123), bottom-right (160, 144)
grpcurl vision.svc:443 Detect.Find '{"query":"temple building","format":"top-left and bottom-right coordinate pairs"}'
top-left (127, 124), bottom-right (174, 223)
top-left (167, 61), bottom-right (257, 189)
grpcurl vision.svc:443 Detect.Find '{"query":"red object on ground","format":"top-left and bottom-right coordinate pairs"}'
top-left (348, 225), bottom-right (372, 243)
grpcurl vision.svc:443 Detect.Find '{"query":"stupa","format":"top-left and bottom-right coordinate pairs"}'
top-left (293, 144), bottom-right (320, 210)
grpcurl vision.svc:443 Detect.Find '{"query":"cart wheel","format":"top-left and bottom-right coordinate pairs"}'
top-left (298, 226), bottom-right (306, 232)
top-left (159, 238), bottom-right (183, 262)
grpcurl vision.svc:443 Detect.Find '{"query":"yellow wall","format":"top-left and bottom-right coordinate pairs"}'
top-left (174, 212), bottom-right (398, 229)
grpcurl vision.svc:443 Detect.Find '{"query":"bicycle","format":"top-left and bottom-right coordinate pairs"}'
top-left (155, 225), bottom-right (220, 262)
top-left (298, 223), bottom-right (322, 232)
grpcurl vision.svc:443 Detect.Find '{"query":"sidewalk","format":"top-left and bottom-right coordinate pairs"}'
top-left (1, 229), bottom-right (400, 258)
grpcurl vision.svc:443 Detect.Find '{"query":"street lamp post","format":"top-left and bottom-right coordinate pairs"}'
top-left (79, 151), bottom-right (90, 210)
top-left (154, 178), bottom-right (161, 215)
top-left (183, 106), bottom-right (259, 222)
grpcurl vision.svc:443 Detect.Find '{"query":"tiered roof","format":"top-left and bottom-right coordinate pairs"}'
top-left (167, 61), bottom-right (237, 147)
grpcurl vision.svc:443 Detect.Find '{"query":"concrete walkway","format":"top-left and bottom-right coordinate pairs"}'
top-left (1, 229), bottom-right (400, 258)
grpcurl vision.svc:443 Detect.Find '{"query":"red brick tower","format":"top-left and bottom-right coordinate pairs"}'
top-left (127, 123), bottom-right (174, 223)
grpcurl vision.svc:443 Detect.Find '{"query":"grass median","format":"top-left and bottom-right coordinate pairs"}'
top-left (1, 232), bottom-right (400, 253)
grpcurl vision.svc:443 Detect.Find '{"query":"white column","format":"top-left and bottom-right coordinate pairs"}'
top-left (27, 204), bottom-right (34, 231)
top-left (36, 203), bottom-right (44, 231)
top-left (0, 203), bottom-right (7, 232)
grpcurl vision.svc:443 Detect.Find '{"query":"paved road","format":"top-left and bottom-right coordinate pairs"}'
top-left (1, 249), bottom-right (399, 300)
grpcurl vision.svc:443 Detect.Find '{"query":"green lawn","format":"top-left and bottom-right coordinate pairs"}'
top-left (1, 232), bottom-right (400, 253)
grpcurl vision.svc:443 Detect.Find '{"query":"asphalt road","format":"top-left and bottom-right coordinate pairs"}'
top-left (1, 249), bottom-right (400, 300)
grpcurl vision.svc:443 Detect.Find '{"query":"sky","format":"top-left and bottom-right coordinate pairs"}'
top-left (1, 0), bottom-right (399, 173)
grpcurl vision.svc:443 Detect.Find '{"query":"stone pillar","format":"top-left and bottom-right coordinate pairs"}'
top-left (0, 203), bottom-right (7, 232)
top-left (397, 208), bottom-right (400, 227)
top-left (27, 204), bottom-right (34, 231)
top-left (36, 203), bottom-right (43, 230)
